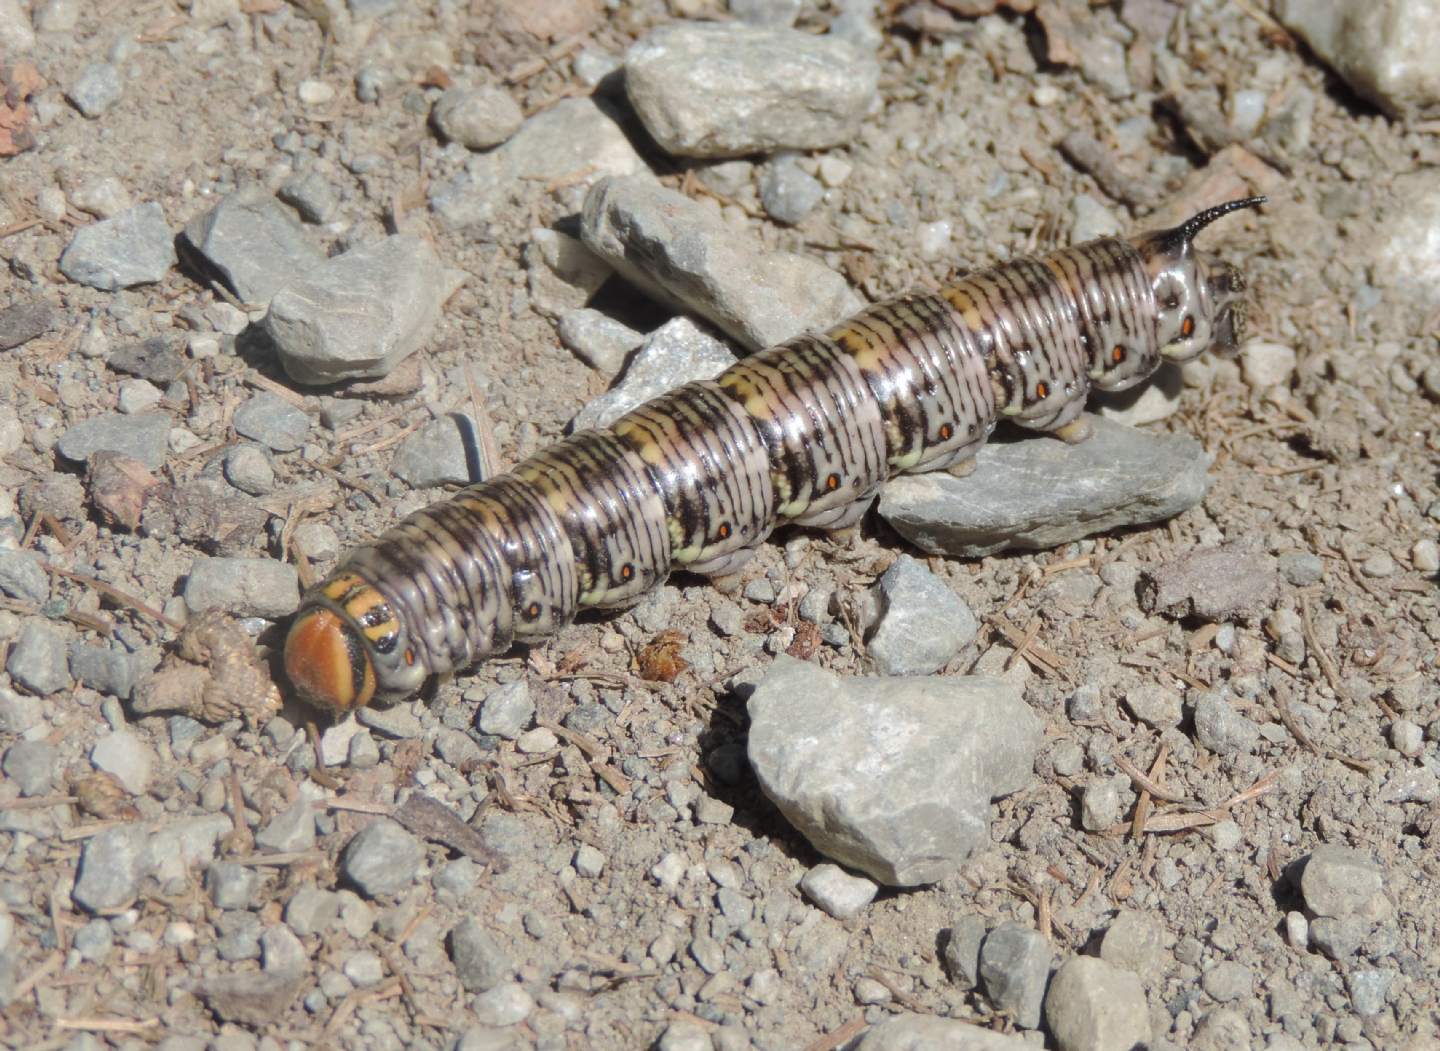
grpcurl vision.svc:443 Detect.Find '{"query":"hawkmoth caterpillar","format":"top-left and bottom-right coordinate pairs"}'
top-left (285, 196), bottom-right (1265, 712)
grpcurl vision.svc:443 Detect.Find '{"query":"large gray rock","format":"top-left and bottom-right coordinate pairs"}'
top-left (265, 234), bottom-right (464, 384)
top-left (624, 23), bottom-right (879, 158)
top-left (978, 922), bottom-right (1053, 1030)
top-left (1044, 956), bottom-right (1152, 1051)
top-left (183, 188), bottom-right (326, 305)
top-left (59, 203), bottom-right (176, 291)
top-left (746, 657), bottom-right (1042, 886)
top-left (878, 415), bottom-right (1209, 557)
top-left (1275, 0), bottom-right (1440, 120)
top-left (570, 317), bottom-right (737, 432)
top-left (429, 97), bottom-right (649, 228)
top-left (581, 175), bottom-right (861, 352)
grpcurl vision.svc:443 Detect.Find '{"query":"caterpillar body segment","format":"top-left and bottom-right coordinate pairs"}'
top-left (284, 197), bottom-right (1265, 713)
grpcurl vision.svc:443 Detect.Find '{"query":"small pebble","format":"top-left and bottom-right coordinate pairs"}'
top-left (7, 621), bottom-right (73, 695)
top-left (451, 917), bottom-right (514, 993)
top-left (516, 726), bottom-right (557, 754)
top-left (573, 845), bottom-right (605, 878)
top-left (3, 738), bottom-right (57, 796)
top-left (1360, 552), bottom-right (1395, 578)
top-left (91, 730), bottom-right (154, 794)
top-left (1411, 538), bottom-right (1439, 573)
top-left (978, 921), bottom-right (1052, 1030)
top-left (1080, 778), bottom-right (1123, 831)
top-left (1391, 719), bottom-right (1424, 757)
top-left (432, 83), bottom-right (525, 150)
top-left (1238, 340), bottom-right (1296, 390)
top-left (799, 863), bottom-right (877, 920)
top-left (68, 62), bottom-right (122, 117)
top-left (224, 445), bottom-right (275, 495)
top-left (298, 78), bottom-right (335, 105)
top-left (1202, 960), bottom-right (1253, 1003)
top-left (343, 951), bottom-right (386, 987)
top-left (476, 680), bottom-right (534, 739)
top-left (1278, 551), bottom-right (1323, 587)
top-left (1284, 910), bottom-right (1309, 949)
top-left (341, 819), bottom-right (423, 897)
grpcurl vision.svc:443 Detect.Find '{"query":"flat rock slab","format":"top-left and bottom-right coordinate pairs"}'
top-left (56, 411), bottom-right (172, 470)
top-left (746, 657), bottom-right (1042, 887)
top-left (571, 317), bottom-right (737, 432)
top-left (625, 22), bottom-right (878, 158)
top-left (877, 414), bottom-right (1210, 557)
top-left (59, 202), bottom-right (176, 291)
top-left (581, 174), bottom-right (861, 352)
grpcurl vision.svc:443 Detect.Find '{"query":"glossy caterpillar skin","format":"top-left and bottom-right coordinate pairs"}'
top-left (285, 197), bottom-right (1265, 713)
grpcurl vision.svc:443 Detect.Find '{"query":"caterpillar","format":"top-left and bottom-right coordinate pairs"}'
top-left (284, 196), bottom-right (1265, 713)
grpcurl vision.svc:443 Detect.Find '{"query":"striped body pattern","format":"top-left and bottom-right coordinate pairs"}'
top-left (285, 198), bottom-right (1264, 712)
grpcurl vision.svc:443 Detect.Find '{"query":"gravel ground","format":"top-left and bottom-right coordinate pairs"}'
top-left (1, 1), bottom-right (1439, 1049)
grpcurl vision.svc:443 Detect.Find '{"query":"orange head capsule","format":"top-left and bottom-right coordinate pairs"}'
top-left (284, 606), bottom-right (377, 713)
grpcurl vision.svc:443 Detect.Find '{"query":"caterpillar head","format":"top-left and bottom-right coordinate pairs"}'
top-left (1135, 196), bottom-right (1265, 365)
top-left (284, 572), bottom-right (427, 713)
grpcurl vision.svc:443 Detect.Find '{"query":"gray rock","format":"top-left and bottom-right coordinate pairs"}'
top-left (255, 801), bottom-right (316, 854)
top-left (145, 814), bottom-right (231, 884)
top-left (198, 970), bottom-right (302, 1026)
top-left (864, 555), bottom-right (977, 675)
top-left (580, 175), bottom-right (861, 352)
top-left (879, 415), bottom-right (1209, 557)
top-left (183, 556), bottom-right (301, 619)
top-left (759, 154), bottom-right (824, 225)
top-left (857, 1015), bottom-right (1032, 1050)
top-left (265, 234), bottom-right (462, 384)
top-left (0, 690), bottom-right (42, 733)
top-left (0, 301), bottom-right (57, 351)
top-left (392, 414), bottom-right (476, 487)
top-left (109, 335), bottom-right (185, 382)
top-left (1070, 194), bottom-right (1120, 244)
top-left (232, 393), bottom-right (309, 452)
top-left (556, 308), bottom-right (644, 376)
top-left (1094, 361), bottom-right (1182, 426)
top-left (1080, 778), bottom-right (1123, 831)
top-left (1278, 551), bottom-right (1324, 586)
top-left (525, 228), bottom-right (614, 319)
top-left (73, 824), bottom-right (149, 912)
top-left (942, 915), bottom-right (986, 989)
top-left (1347, 968), bottom-right (1395, 1017)
top-left (67, 62), bottom-right (122, 117)
top-left (285, 885), bottom-right (341, 935)
top-left (69, 174), bottom-right (133, 219)
top-left (476, 680), bottom-right (534, 739)
top-left (0, 550), bottom-right (48, 604)
top-left (571, 317), bottom-right (738, 432)
top-left (223, 444), bottom-right (276, 495)
top-left (1142, 545), bottom-right (1278, 622)
top-left (1300, 845), bottom-right (1390, 921)
top-left (746, 657), bottom-right (1042, 886)
top-left (59, 203), bottom-right (176, 291)
top-left (356, 704), bottom-right (423, 739)
top-left (341, 819), bottom-right (423, 897)
top-left (1192, 690), bottom-right (1261, 755)
top-left (73, 918), bottom-right (114, 962)
top-left (978, 921), bottom-right (1052, 1030)
top-left (450, 917), bottom-right (514, 992)
top-left (798, 863), bottom-right (878, 919)
top-left (1045, 956), bottom-right (1151, 1051)
top-left (183, 188), bottom-right (326, 305)
top-left (6, 621), bottom-right (71, 695)
top-left (261, 923), bottom-right (307, 973)
top-left (278, 170), bottom-right (341, 224)
top-left (1363, 170), bottom-right (1440, 311)
top-left (1238, 340), bottom-right (1297, 390)
top-left (1309, 915), bottom-right (1367, 960)
top-left (429, 97), bottom-right (649, 228)
top-left (1201, 960), bottom-right (1253, 1003)
top-left (91, 729), bottom-right (153, 794)
top-left (1124, 684), bottom-right (1182, 728)
top-left (1274, 0), bottom-right (1440, 119)
top-left (56, 411), bottom-right (171, 470)
top-left (206, 862), bottom-right (260, 910)
top-left (624, 23), bottom-right (878, 158)
top-left (1100, 910), bottom-right (1167, 974)
top-left (432, 84), bottom-right (524, 149)
top-left (3, 738), bottom-right (56, 796)
top-left (69, 643), bottom-right (137, 698)
top-left (471, 982), bottom-right (534, 1027)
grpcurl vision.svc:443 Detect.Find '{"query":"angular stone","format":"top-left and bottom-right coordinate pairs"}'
top-left (198, 969), bottom-right (302, 1026)
top-left (232, 392), bottom-right (309, 453)
top-left (571, 317), bottom-right (738, 432)
top-left (0, 550), bottom-right (48, 604)
top-left (341, 819), bottom-right (423, 897)
top-left (183, 188), bottom-right (326, 305)
top-left (6, 621), bottom-right (71, 695)
top-left (979, 921), bottom-right (1052, 1030)
top-left (265, 234), bottom-right (463, 384)
top-left (581, 175), bottom-right (861, 352)
top-left (392, 413), bottom-right (478, 487)
top-left (879, 415), bottom-right (1210, 558)
top-left (864, 555), bottom-right (977, 676)
top-left (450, 917), bottom-right (514, 993)
top-left (73, 824), bottom-right (150, 912)
top-left (183, 557), bottom-right (301, 619)
top-left (746, 657), bottom-right (1042, 886)
top-left (0, 301), bottom-right (56, 351)
top-left (1300, 845), bottom-right (1390, 921)
top-left (624, 23), bottom-right (878, 158)
top-left (59, 203), bottom-right (176, 291)
top-left (1191, 690), bottom-right (1261, 755)
top-left (798, 863), bottom-right (878, 920)
top-left (56, 411), bottom-right (171, 470)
